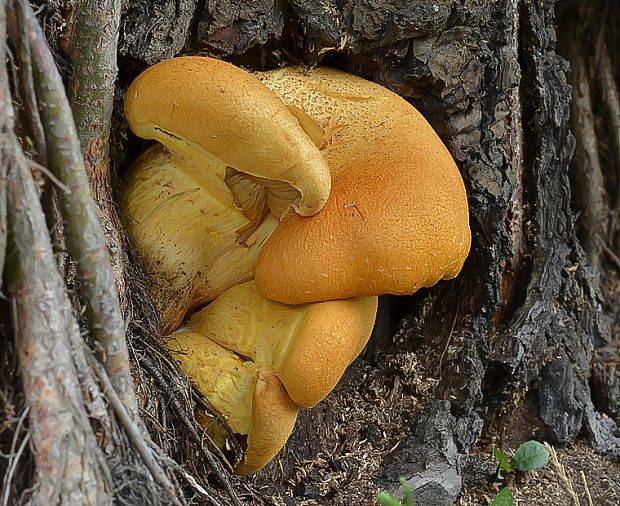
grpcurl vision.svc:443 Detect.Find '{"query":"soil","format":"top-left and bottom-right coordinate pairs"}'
top-left (248, 344), bottom-right (439, 505)
top-left (461, 439), bottom-right (620, 506)
top-left (242, 338), bottom-right (620, 506)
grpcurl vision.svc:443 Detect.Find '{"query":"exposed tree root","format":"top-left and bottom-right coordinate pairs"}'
top-left (3, 68), bottom-right (112, 505)
top-left (89, 355), bottom-right (183, 506)
top-left (65, 0), bottom-right (129, 309)
top-left (21, 0), bottom-right (139, 417)
top-left (0, 1), bottom-right (240, 504)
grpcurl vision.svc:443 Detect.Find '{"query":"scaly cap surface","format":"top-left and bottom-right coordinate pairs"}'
top-left (254, 66), bottom-right (471, 304)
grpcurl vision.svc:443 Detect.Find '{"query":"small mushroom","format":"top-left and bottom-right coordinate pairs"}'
top-left (253, 66), bottom-right (471, 304)
top-left (185, 280), bottom-right (378, 408)
top-left (166, 332), bottom-right (298, 475)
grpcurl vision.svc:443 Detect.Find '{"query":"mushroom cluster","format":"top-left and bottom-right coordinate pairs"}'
top-left (121, 56), bottom-right (471, 474)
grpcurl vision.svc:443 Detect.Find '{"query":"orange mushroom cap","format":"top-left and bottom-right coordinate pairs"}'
top-left (187, 280), bottom-right (378, 408)
top-left (253, 67), bottom-right (471, 304)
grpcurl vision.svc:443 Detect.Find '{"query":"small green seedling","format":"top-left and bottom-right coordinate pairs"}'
top-left (494, 447), bottom-right (512, 479)
top-left (491, 440), bottom-right (549, 505)
top-left (490, 486), bottom-right (514, 506)
top-left (494, 440), bottom-right (549, 478)
top-left (377, 478), bottom-right (414, 506)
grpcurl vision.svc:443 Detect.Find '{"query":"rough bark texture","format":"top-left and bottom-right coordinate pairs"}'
top-left (66, 0), bottom-right (131, 310)
top-left (5, 141), bottom-right (111, 506)
top-left (2, 33), bottom-right (110, 500)
top-left (119, 0), bottom-right (196, 66)
top-left (111, 0), bottom-right (620, 502)
top-left (2, 0), bottom-right (617, 504)
top-left (564, 45), bottom-right (607, 269)
top-left (24, 1), bottom-right (139, 420)
top-left (196, 0), bottom-right (285, 58)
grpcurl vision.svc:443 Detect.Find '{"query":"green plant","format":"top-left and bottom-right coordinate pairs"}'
top-left (490, 440), bottom-right (549, 505)
top-left (377, 478), bottom-right (414, 506)
top-left (491, 486), bottom-right (514, 505)
top-left (494, 440), bottom-right (550, 478)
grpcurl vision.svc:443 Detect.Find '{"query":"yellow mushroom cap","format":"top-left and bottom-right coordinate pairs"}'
top-left (187, 280), bottom-right (378, 408)
top-left (253, 67), bottom-right (471, 304)
top-left (120, 145), bottom-right (278, 333)
top-left (166, 332), bottom-right (298, 475)
top-left (236, 370), bottom-right (298, 476)
top-left (277, 294), bottom-right (378, 407)
top-left (124, 56), bottom-right (331, 218)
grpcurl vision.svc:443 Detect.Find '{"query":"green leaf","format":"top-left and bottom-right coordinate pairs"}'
top-left (510, 441), bottom-right (549, 471)
top-left (494, 448), bottom-right (513, 477)
top-left (399, 478), bottom-right (414, 506)
top-left (377, 491), bottom-right (403, 506)
top-left (377, 479), bottom-right (415, 506)
top-left (491, 486), bottom-right (514, 506)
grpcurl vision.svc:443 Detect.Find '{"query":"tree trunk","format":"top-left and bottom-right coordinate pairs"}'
top-left (1, 0), bottom-right (618, 504)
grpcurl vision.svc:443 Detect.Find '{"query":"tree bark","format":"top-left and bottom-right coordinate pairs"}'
top-left (66, 0), bottom-right (130, 309)
top-left (114, 0), bottom-right (620, 501)
top-left (2, 0), bottom-right (619, 504)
